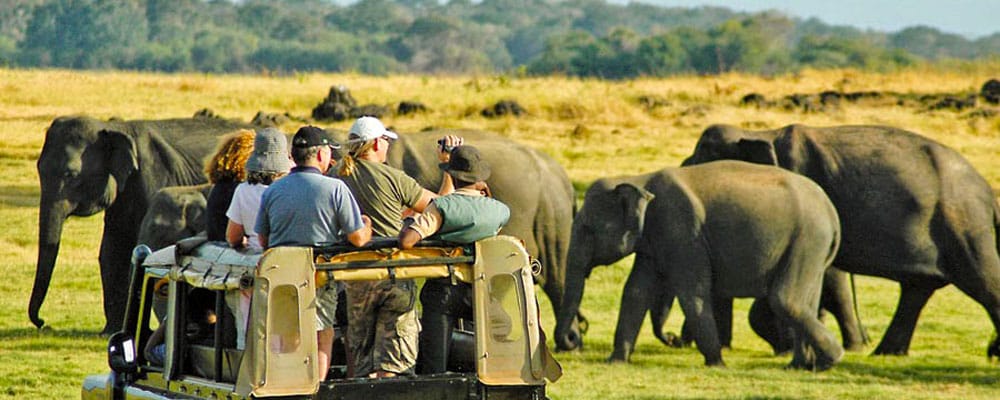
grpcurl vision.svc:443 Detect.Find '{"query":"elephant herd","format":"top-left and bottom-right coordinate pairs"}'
top-left (31, 115), bottom-right (1000, 372)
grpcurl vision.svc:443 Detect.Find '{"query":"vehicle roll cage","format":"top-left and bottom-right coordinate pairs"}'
top-left (105, 235), bottom-right (559, 399)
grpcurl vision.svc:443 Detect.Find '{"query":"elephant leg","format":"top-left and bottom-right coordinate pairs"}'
top-left (680, 314), bottom-right (696, 346)
top-left (713, 295), bottom-right (733, 349)
top-left (950, 280), bottom-right (1000, 361)
top-left (670, 246), bottom-right (723, 366)
top-left (650, 290), bottom-right (683, 348)
top-left (821, 268), bottom-right (868, 352)
top-left (872, 281), bottom-right (941, 356)
top-left (98, 220), bottom-right (138, 334)
top-left (609, 254), bottom-right (658, 363)
top-left (768, 246), bottom-right (843, 370)
top-left (680, 295), bottom-right (731, 348)
top-left (768, 285), bottom-right (842, 371)
top-left (937, 233), bottom-right (1000, 360)
top-left (749, 298), bottom-right (793, 355)
top-left (677, 293), bottom-right (724, 366)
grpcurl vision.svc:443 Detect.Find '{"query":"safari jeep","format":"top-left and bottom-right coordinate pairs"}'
top-left (81, 236), bottom-right (561, 399)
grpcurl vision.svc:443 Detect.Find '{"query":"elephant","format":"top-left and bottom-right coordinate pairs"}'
top-left (32, 115), bottom-right (252, 334)
top-left (682, 123), bottom-right (1000, 358)
top-left (554, 160), bottom-right (845, 369)
top-left (137, 184), bottom-right (213, 250)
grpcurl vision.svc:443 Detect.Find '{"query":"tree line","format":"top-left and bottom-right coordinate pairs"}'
top-left (1, 0), bottom-right (999, 77)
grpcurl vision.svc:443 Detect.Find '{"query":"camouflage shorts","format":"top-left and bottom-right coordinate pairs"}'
top-left (345, 279), bottom-right (420, 376)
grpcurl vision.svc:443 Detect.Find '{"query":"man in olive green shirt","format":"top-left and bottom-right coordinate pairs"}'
top-left (337, 116), bottom-right (461, 378)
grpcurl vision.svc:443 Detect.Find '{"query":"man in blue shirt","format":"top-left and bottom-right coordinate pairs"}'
top-left (256, 125), bottom-right (372, 380)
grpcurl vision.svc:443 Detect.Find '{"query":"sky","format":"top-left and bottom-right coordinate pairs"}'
top-left (617, 0), bottom-right (1000, 38)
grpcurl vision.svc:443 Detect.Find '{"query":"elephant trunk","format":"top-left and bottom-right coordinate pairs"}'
top-left (555, 235), bottom-right (590, 351)
top-left (29, 196), bottom-right (71, 329)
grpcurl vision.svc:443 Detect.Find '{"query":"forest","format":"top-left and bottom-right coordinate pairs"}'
top-left (2, 0), bottom-right (1000, 77)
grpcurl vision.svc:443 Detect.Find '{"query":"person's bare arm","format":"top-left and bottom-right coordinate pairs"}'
top-left (398, 227), bottom-right (422, 250)
top-left (145, 322), bottom-right (165, 355)
top-left (437, 174), bottom-right (455, 196)
top-left (347, 215), bottom-right (372, 247)
top-left (436, 135), bottom-right (463, 195)
top-left (258, 233), bottom-right (268, 249)
top-left (225, 220), bottom-right (247, 248)
top-left (399, 205), bottom-right (442, 249)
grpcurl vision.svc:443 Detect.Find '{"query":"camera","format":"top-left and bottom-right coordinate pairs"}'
top-left (437, 138), bottom-right (455, 153)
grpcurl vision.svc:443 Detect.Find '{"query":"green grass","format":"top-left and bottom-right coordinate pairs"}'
top-left (540, 262), bottom-right (1000, 399)
top-left (2, 68), bottom-right (1000, 399)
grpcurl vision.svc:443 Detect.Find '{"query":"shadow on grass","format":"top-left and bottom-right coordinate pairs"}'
top-left (625, 397), bottom-right (798, 400)
top-left (835, 359), bottom-right (1000, 386)
top-left (0, 326), bottom-right (105, 340)
top-left (736, 358), bottom-right (1000, 388)
top-left (0, 327), bottom-right (107, 352)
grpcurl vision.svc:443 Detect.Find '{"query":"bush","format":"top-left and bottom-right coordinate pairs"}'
top-left (0, 36), bottom-right (16, 67)
top-left (130, 42), bottom-right (192, 72)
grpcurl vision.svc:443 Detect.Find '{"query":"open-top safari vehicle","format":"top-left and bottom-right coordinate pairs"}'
top-left (82, 235), bottom-right (561, 399)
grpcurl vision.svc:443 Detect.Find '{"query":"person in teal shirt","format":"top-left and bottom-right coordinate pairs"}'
top-left (399, 145), bottom-right (510, 373)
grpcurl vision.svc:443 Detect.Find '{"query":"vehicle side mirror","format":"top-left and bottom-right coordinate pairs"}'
top-left (107, 331), bottom-right (138, 374)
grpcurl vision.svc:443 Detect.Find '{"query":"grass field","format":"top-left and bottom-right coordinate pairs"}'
top-left (2, 67), bottom-right (1000, 399)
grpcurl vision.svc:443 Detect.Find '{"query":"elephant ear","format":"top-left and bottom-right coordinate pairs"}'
top-left (613, 183), bottom-right (656, 243)
top-left (736, 139), bottom-right (778, 166)
top-left (99, 130), bottom-right (138, 194)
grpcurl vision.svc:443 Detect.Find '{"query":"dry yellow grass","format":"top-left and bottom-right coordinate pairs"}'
top-left (3, 67), bottom-right (998, 184)
top-left (2, 67), bottom-right (1000, 399)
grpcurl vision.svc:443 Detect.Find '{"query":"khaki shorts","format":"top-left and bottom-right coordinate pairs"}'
top-left (316, 282), bottom-right (339, 331)
top-left (345, 279), bottom-right (420, 376)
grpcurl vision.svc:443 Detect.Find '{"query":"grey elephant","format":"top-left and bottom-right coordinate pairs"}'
top-left (555, 160), bottom-right (844, 369)
top-left (683, 123), bottom-right (1000, 358)
top-left (137, 184), bottom-right (213, 250)
top-left (33, 115), bottom-right (251, 334)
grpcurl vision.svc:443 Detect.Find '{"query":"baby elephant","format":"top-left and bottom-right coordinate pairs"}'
top-left (555, 160), bottom-right (844, 370)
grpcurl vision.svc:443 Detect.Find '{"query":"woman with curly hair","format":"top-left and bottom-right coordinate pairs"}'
top-left (203, 129), bottom-right (255, 242)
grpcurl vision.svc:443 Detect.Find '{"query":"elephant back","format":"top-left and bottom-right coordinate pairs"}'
top-left (664, 160), bottom-right (840, 274)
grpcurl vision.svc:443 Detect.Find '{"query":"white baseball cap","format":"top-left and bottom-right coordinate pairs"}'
top-left (347, 116), bottom-right (398, 143)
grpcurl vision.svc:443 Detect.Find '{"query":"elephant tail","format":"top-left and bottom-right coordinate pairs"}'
top-left (849, 272), bottom-right (871, 345)
top-left (831, 204), bottom-right (869, 343)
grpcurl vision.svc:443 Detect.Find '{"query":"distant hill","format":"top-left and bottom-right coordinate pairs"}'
top-left (1, 0), bottom-right (998, 77)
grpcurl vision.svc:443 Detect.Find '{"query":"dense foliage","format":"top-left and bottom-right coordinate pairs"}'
top-left (2, 0), bottom-right (999, 77)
